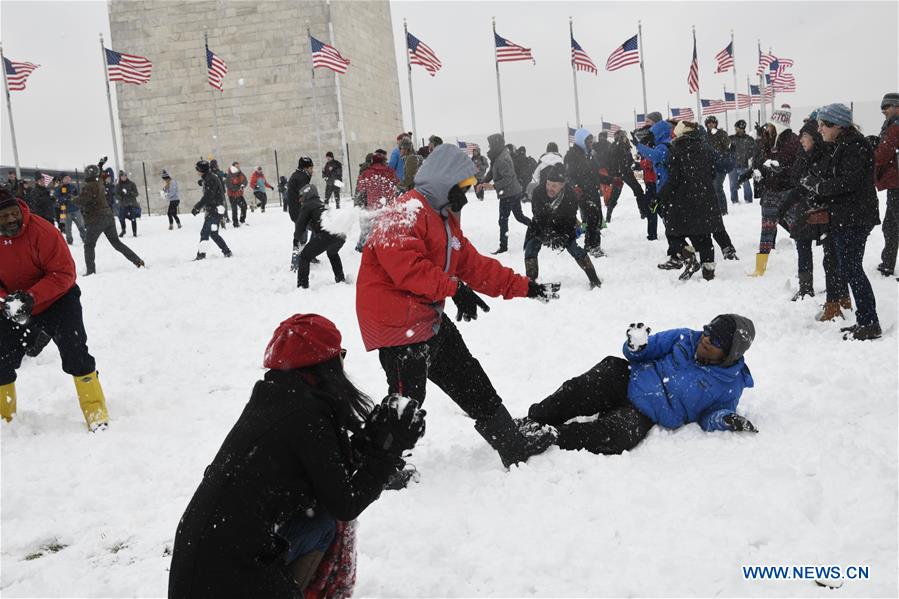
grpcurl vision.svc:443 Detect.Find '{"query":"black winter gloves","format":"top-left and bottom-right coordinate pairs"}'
top-left (452, 281), bottom-right (490, 322)
top-left (724, 413), bottom-right (758, 433)
top-left (2, 291), bottom-right (34, 325)
top-left (191, 207), bottom-right (200, 216)
top-left (626, 322), bottom-right (651, 351)
top-left (527, 280), bottom-right (561, 303)
top-left (363, 395), bottom-right (427, 457)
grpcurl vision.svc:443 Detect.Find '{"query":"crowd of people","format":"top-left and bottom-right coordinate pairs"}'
top-left (2, 91), bottom-right (897, 597)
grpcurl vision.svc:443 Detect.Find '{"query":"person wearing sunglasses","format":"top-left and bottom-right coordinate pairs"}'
top-left (800, 103), bottom-right (882, 341)
top-left (519, 314), bottom-right (757, 456)
top-left (874, 93), bottom-right (899, 279)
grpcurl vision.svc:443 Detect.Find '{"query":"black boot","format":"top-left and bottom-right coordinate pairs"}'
top-left (701, 262), bottom-right (716, 281)
top-left (297, 259), bottom-right (311, 288)
top-left (657, 255), bottom-right (683, 270)
top-left (474, 405), bottom-right (555, 468)
top-left (524, 258), bottom-right (538, 281)
top-left (194, 252), bottom-right (206, 261)
top-left (678, 246), bottom-right (701, 280)
top-left (491, 245), bottom-right (508, 255)
top-left (575, 256), bottom-right (601, 288)
top-left (791, 272), bottom-right (814, 301)
top-left (722, 245), bottom-right (739, 260)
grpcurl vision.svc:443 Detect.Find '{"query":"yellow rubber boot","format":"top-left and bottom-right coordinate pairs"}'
top-left (748, 253), bottom-right (769, 277)
top-left (73, 371), bottom-right (109, 431)
top-left (1, 382), bottom-right (16, 423)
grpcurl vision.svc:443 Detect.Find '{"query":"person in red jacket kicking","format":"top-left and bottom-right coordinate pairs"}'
top-left (0, 190), bottom-right (109, 431)
top-left (356, 144), bottom-right (561, 469)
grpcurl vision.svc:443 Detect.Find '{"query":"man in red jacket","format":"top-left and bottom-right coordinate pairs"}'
top-left (0, 190), bottom-right (109, 431)
top-left (875, 92), bottom-right (899, 277)
top-left (356, 144), bottom-right (561, 469)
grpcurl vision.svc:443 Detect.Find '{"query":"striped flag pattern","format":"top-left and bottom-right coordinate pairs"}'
top-left (206, 45), bottom-right (228, 91)
top-left (714, 42), bottom-right (734, 73)
top-left (635, 113), bottom-right (648, 127)
top-left (3, 57), bottom-right (39, 91)
top-left (407, 32), bottom-right (442, 76)
top-left (605, 34), bottom-right (640, 71)
top-left (756, 50), bottom-right (776, 76)
top-left (671, 107), bottom-right (695, 122)
top-left (737, 93), bottom-right (752, 109)
top-left (105, 48), bottom-right (152, 85)
top-left (687, 34), bottom-right (699, 94)
top-left (570, 36), bottom-right (597, 74)
top-left (311, 36), bottom-right (350, 74)
top-left (602, 121), bottom-right (621, 135)
top-left (723, 91), bottom-right (737, 110)
top-left (495, 33), bottom-right (534, 63)
top-left (457, 141), bottom-right (480, 156)
top-left (701, 99), bottom-right (728, 115)
top-left (768, 59), bottom-right (796, 92)
top-left (568, 127), bottom-right (577, 145)
top-left (40, 173), bottom-right (54, 186)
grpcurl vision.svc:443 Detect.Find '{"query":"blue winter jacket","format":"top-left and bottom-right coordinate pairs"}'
top-left (388, 147), bottom-right (404, 181)
top-left (623, 328), bottom-right (754, 432)
top-left (636, 120), bottom-right (673, 193)
top-left (574, 127), bottom-right (592, 152)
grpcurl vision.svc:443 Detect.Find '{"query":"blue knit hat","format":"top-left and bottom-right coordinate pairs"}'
top-left (817, 103), bottom-right (853, 128)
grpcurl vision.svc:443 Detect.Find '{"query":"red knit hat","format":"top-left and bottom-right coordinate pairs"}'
top-left (263, 314), bottom-right (343, 370)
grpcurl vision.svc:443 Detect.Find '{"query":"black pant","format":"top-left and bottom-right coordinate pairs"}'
top-left (881, 189), bottom-right (898, 272)
top-left (606, 170), bottom-right (645, 221)
top-left (528, 357), bottom-right (654, 454)
top-left (168, 201), bottom-right (181, 226)
top-left (199, 214), bottom-right (230, 255)
top-left (0, 286), bottom-right (96, 385)
top-left (638, 183), bottom-right (659, 240)
top-left (253, 191), bottom-right (267, 212)
top-left (823, 233), bottom-right (848, 301)
top-left (712, 228), bottom-right (734, 253)
top-left (119, 206), bottom-right (138, 236)
top-left (297, 233), bottom-right (345, 287)
top-left (377, 315), bottom-right (503, 421)
top-left (668, 233), bottom-right (715, 263)
top-left (84, 218), bottom-right (142, 274)
top-left (497, 193), bottom-right (531, 249)
top-left (579, 198), bottom-right (603, 251)
top-left (229, 197), bottom-right (247, 224)
top-left (324, 183), bottom-right (341, 208)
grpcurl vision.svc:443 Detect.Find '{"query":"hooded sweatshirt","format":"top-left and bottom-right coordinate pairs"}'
top-left (482, 134), bottom-right (522, 198)
top-left (636, 120), bottom-right (673, 192)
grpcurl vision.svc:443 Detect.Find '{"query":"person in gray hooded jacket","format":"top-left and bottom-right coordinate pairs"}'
top-left (477, 133), bottom-right (532, 254)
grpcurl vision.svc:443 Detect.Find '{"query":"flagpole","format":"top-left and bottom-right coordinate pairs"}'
top-left (731, 29), bottom-right (741, 129)
top-left (667, 101), bottom-right (671, 120)
top-left (569, 17), bottom-right (582, 128)
top-left (723, 84), bottom-right (729, 131)
top-left (633, 108), bottom-right (637, 129)
top-left (307, 23), bottom-right (323, 166)
top-left (403, 18), bottom-right (418, 141)
top-left (204, 30), bottom-right (222, 161)
top-left (326, 0), bottom-right (349, 192)
top-left (99, 33), bottom-right (121, 173)
top-left (638, 20), bottom-right (648, 115)
top-left (0, 43), bottom-right (22, 178)
top-left (747, 75), bottom-right (755, 130)
top-left (492, 17), bottom-right (505, 137)
top-left (768, 45), bottom-right (776, 115)
top-left (692, 26), bottom-right (701, 124)
top-left (757, 40), bottom-right (767, 124)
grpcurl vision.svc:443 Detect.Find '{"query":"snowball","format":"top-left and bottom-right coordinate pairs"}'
top-left (238, 78), bottom-right (245, 86)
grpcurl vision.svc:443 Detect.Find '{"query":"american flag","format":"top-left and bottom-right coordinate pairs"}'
top-left (723, 91), bottom-right (737, 110)
top-left (714, 42), bottom-right (734, 73)
top-left (457, 141), bottom-right (480, 156)
top-left (772, 72), bottom-right (796, 93)
top-left (671, 107), bottom-right (695, 122)
top-left (3, 57), bottom-right (39, 91)
top-left (495, 33), bottom-right (534, 63)
top-left (756, 49), bottom-right (776, 76)
top-left (768, 59), bottom-right (796, 92)
top-left (407, 32), bottom-right (442, 77)
top-left (605, 34), bottom-right (640, 71)
top-left (701, 99), bottom-right (729, 115)
top-left (311, 36), bottom-right (350, 74)
top-left (736, 93), bottom-right (751, 109)
top-left (568, 127), bottom-right (577, 145)
top-left (687, 34), bottom-right (699, 94)
top-left (105, 48), bottom-right (152, 85)
top-left (206, 45), bottom-right (228, 92)
top-left (750, 84), bottom-right (773, 104)
top-left (602, 121), bottom-right (621, 135)
top-left (40, 173), bottom-right (54, 186)
top-left (571, 36), bottom-right (597, 74)
top-left (635, 113), bottom-right (647, 127)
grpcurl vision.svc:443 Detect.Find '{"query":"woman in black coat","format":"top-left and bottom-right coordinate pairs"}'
top-left (801, 104), bottom-right (882, 340)
top-left (658, 122), bottom-right (725, 281)
top-left (168, 314), bottom-right (426, 598)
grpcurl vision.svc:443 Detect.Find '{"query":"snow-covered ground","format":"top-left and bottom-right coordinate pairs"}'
top-left (2, 189), bottom-right (897, 597)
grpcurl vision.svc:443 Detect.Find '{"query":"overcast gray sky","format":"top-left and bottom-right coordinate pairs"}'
top-left (2, 0), bottom-right (898, 171)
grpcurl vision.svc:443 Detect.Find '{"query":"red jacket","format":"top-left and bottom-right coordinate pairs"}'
top-left (355, 162), bottom-right (399, 209)
top-left (356, 191), bottom-right (530, 351)
top-left (640, 158), bottom-right (657, 184)
top-left (874, 122), bottom-right (899, 191)
top-left (0, 201), bottom-right (76, 316)
top-left (249, 171), bottom-right (274, 191)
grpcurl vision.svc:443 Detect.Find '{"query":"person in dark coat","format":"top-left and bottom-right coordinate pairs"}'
top-left (322, 151), bottom-right (343, 209)
top-left (729, 120), bottom-right (756, 204)
top-left (114, 171), bottom-right (140, 238)
top-left (477, 134), bottom-right (531, 254)
top-left (520, 315), bottom-right (757, 455)
top-left (54, 175), bottom-right (85, 245)
top-left (26, 173), bottom-right (55, 223)
top-left (190, 160), bottom-right (232, 260)
top-left (605, 130), bottom-right (645, 223)
top-left (168, 313), bottom-right (426, 599)
top-left (800, 103), bottom-right (882, 340)
top-left (658, 121), bottom-right (725, 281)
top-left (287, 157), bottom-right (315, 265)
top-left (294, 183), bottom-right (346, 289)
top-left (704, 116), bottom-right (732, 214)
top-left (524, 163), bottom-right (601, 288)
top-left (874, 92), bottom-right (899, 277)
top-left (75, 160), bottom-right (144, 275)
top-left (471, 146), bottom-right (489, 201)
top-left (564, 128), bottom-right (604, 256)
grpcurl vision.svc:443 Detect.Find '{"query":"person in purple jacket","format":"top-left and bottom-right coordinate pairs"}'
top-left (520, 314), bottom-right (757, 455)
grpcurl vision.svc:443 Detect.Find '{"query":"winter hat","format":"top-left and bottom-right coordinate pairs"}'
top-left (371, 153), bottom-right (386, 164)
top-left (703, 315), bottom-right (736, 356)
top-left (161, 170), bottom-right (171, 179)
top-left (646, 111), bottom-right (664, 124)
top-left (672, 120), bottom-right (697, 138)
top-left (428, 135), bottom-right (443, 147)
top-left (0, 188), bottom-right (17, 211)
top-left (255, 166), bottom-right (263, 172)
top-left (573, 127), bottom-right (593, 151)
top-left (118, 170), bottom-right (127, 178)
top-left (881, 93), bottom-right (899, 108)
top-left (704, 115), bottom-right (718, 125)
top-left (263, 313), bottom-right (343, 370)
top-left (734, 119), bottom-right (747, 130)
top-left (817, 103), bottom-right (853, 128)
top-left (546, 142), bottom-right (559, 153)
top-left (544, 163), bottom-right (566, 183)
top-left (704, 314), bottom-right (755, 367)
top-left (196, 160), bottom-right (210, 174)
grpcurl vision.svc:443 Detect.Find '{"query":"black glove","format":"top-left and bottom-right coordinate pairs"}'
top-left (191, 207), bottom-right (200, 216)
top-left (723, 413), bottom-right (758, 433)
top-left (363, 395), bottom-right (427, 456)
top-left (527, 280), bottom-right (561, 303)
top-left (197, 179), bottom-right (204, 187)
top-left (800, 174), bottom-right (820, 194)
top-left (452, 281), bottom-right (489, 322)
top-left (2, 291), bottom-right (34, 325)
top-left (736, 169), bottom-right (753, 185)
top-left (98, 156), bottom-right (108, 169)
top-left (626, 322), bottom-right (651, 351)
top-left (629, 131), bottom-right (639, 146)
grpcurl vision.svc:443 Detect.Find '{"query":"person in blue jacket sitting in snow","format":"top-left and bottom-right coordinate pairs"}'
top-left (521, 314), bottom-right (758, 455)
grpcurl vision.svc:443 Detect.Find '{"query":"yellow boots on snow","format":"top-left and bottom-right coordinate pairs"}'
top-left (748, 253), bottom-right (769, 277)
top-left (1, 372), bottom-right (108, 431)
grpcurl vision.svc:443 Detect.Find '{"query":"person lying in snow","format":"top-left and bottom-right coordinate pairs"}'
top-left (520, 314), bottom-right (757, 455)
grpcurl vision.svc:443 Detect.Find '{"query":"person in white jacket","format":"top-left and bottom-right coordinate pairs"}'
top-left (161, 170), bottom-right (181, 230)
top-left (526, 142), bottom-right (564, 200)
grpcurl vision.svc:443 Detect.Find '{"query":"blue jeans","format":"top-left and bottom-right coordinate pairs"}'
top-left (281, 509), bottom-right (336, 564)
top-left (199, 214), bottom-right (231, 254)
top-left (498, 193), bottom-right (531, 249)
top-left (831, 226), bottom-right (879, 326)
top-left (524, 236), bottom-right (587, 260)
top-left (728, 169), bottom-right (753, 203)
